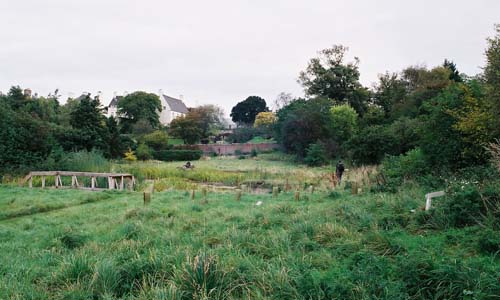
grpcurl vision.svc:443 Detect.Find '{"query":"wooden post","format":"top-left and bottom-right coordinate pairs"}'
top-left (54, 175), bottom-right (58, 188)
top-left (202, 187), bottom-right (207, 199)
top-left (351, 182), bottom-right (358, 195)
top-left (143, 180), bottom-right (154, 206)
top-left (235, 189), bottom-right (242, 201)
top-left (309, 185), bottom-right (314, 194)
top-left (191, 189), bottom-right (196, 201)
top-left (285, 179), bottom-right (290, 192)
top-left (294, 191), bottom-right (300, 201)
top-left (91, 176), bottom-right (96, 190)
top-left (120, 176), bottom-right (124, 190)
top-left (41, 176), bottom-right (45, 189)
top-left (28, 177), bottom-right (33, 188)
top-left (144, 191), bottom-right (151, 205)
top-left (240, 184), bottom-right (247, 193)
top-left (55, 175), bottom-right (62, 188)
top-left (71, 176), bottom-right (78, 188)
top-left (272, 186), bottom-right (278, 198)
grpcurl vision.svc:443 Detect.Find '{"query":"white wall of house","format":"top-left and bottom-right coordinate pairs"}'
top-left (159, 96), bottom-right (186, 125)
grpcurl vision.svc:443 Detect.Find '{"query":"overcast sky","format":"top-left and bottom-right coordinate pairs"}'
top-left (1, 0), bottom-right (499, 114)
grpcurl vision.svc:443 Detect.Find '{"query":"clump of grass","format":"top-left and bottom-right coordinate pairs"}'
top-left (90, 259), bottom-right (121, 296)
top-left (119, 222), bottom-right (142, 240)
top-left (314, 223), bottom-right (352, 246)
top-left (176, 253), bottom-right (227, 299)
top-left (363, 231), bottom-right (405, 256)
top-left (60, 231), bottom-right (87, 249)
top-left (58, 254), bottom-right (93, 284)
top-left (124, 208), bottom-right (160, 220)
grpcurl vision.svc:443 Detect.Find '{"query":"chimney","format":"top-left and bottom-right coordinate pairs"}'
top-left (23, 88), bottom-right (32, 99)
top-left (179, 94), bottom-right (184, 101)
top-left (158, 89), bottom-right (163, 97)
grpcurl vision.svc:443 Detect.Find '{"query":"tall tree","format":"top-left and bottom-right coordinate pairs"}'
top-left (118, 91), bottom-right (161, 131)
top-left (69, 94), bottom-right (106, 151)
top-left (230, 96), bottom-right (268, 126)
top-left (189, 105), bottom-right (226, 138)
top-left (443, 59), bottom-right (463, 83)
top-left (485, 24), bottom-right (500, 136)
top-left (298, 45), bottom-right (368, 115)
top-left (169, 115), bottom-right (202, 144)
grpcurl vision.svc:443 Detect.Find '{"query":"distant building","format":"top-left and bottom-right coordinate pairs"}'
top-left (158, 94), bottom-right (189, 125)
top-left (106, 92), bottom-right (189, 125)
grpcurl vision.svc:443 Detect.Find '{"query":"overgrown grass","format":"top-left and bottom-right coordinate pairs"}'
top-left (0, 158), bottom-right (499, 299)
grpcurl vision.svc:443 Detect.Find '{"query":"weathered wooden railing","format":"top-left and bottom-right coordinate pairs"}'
top-left (20, 171), bottom-right (135, 191)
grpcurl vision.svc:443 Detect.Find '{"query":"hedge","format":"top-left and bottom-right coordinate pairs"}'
top-left (153, 150), bottom-right (202, 161)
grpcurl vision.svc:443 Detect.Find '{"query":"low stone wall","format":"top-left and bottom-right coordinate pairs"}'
top-left (197, 143), bottom-right (279, 155)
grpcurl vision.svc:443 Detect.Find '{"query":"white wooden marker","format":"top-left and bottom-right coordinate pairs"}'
top-left (425, 191), bottom-right (445, 211)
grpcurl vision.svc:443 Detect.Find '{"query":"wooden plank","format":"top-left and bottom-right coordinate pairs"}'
top-left (28, 171), bottom-right (133, 177)
top-left (425, 191), bottom-right (445, 198)
top-left (425, 191), bottom-right (445, 211)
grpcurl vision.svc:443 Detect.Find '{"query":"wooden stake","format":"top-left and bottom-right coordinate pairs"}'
top-left (272, 186), bottom-right (278, 198)
top-left (41, 176), bottom-right (45, 189)
top-left (28, 177), bottom-right (33, 188)
top-left (351, 182), bottom-right (358, 195)
top-left (191, 189), bottom-right (196, 201)
top-left (235, 189), bottom-right (242, 201)
top-left (294, 191), bottom-right (300, 201)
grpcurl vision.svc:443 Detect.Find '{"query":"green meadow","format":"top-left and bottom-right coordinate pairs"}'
top-left (0, 156), bottom-right (499, 300)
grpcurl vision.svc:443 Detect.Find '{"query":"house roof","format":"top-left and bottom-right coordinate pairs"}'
top-left (162, 94), bottom-right (189, 113)
top-left (108, 96), bottom-right (118, 107)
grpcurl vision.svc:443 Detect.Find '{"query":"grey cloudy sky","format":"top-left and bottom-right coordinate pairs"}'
top-left (1, 0), bottom-right (499, 114)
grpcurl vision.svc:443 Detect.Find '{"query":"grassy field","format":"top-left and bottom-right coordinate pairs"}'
top-left (1, 156), bottom-right (499, 299)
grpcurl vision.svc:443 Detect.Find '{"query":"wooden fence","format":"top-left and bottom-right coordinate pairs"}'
top-left (20, 171), bottom-right (135, 191)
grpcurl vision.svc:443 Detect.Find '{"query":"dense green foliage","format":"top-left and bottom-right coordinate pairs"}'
top-left (153, 150), bottom-right (202, 162)
top-left (230, 96), bottom-right (269, 125)
top-left (274, 28), bottom-right (500, 178)
top-left (117, 91), bottom-right (162, 131)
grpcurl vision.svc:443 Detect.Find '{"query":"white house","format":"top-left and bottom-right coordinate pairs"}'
top-left (158, 94), bottom-right (189, 125)
top-left (106, 92), bottom-right (189, 126)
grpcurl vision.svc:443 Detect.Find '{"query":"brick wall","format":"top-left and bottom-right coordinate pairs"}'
top-left (197, 143), bottom-right (279, 155)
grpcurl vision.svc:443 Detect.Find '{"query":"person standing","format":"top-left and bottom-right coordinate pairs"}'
top-left (336, 160), bottom-right (345, 184)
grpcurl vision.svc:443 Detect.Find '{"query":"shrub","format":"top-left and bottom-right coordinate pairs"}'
top-left (153, 150), bottom-right (202, 162)
top-left (379, 148), bottom-right (430, 191)
top-left (136, 143), bottom-right (153, 160)
top-left (44, 149), bottom-right (111, 173)
top-left (141, 130), bottom-right (169, 151)
top-left (124, 148), bottom-right (137, 162)
top-left (478, 229), bottom-right (500, 254)
top-left (227, 127), bottom-right (264, 143)
top-left (347, 125), bottom-right (397, 165)
top-left (304, 143), bottom-right (328, 166)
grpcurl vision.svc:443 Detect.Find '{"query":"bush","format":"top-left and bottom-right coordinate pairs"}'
top-left (154, 150), bottom-right (202, 162)
top-left (43, 149), bottom-right (111, 172)
top-left (478, 229), bottom-right (500, 254)
top-left (141, 130), bottom-right (169, 152)
top-left (304, 143), bottom-right (328, 166)
top-left (379, 148), bottom-right (430, 191)
top-left (227, 127), bottom-right (264, 143)
top-left (136, 143), bottom-right (153, 160)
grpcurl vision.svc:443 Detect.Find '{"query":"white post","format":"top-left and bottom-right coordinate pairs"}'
top-left (425, 191), bottom-right (445, 211)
